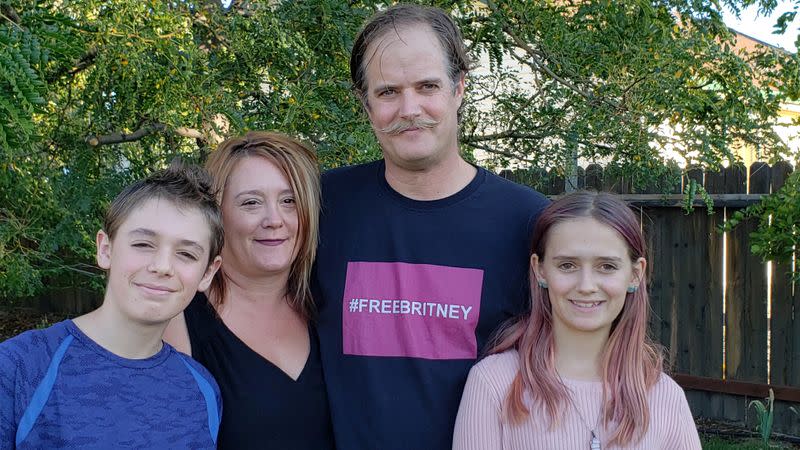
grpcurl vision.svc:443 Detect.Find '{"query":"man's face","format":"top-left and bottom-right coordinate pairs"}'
top-left (362, 24), bottom-right (465, 172)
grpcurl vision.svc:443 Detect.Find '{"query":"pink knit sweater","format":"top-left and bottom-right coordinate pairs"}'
top-left (453, 351), bottom-right (702, 450)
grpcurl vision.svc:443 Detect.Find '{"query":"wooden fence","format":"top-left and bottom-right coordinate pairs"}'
top-left (503, 161), bottom-right (800, 436)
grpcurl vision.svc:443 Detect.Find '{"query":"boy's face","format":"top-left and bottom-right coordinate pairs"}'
top-left (96, 198), bottom-right (221, 326)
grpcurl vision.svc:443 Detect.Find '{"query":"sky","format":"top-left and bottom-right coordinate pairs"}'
top-left (722, 1), bottom-right (799, 52)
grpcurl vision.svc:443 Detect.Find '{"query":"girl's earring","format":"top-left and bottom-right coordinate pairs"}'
top-left (626, 285), bottom-right (638, 293)
top-left (538, 280), bottom-right (548, 289)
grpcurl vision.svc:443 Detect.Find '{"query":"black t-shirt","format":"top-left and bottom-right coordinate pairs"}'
top-left (183, 292), bottom-right (335, 450)
top-left (315, 160), bottom-right (549, 450)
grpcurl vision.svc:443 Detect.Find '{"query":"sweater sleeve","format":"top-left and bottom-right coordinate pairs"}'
top-left (0, 344), bottom-right (18, 450)
top-left (657, 377), bottom-right (702, 450)
top-left (452, 363), bottom-right (504, 450)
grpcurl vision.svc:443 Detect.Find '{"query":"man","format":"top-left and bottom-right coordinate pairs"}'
top-left (315, 4), bottom-right (549, 449)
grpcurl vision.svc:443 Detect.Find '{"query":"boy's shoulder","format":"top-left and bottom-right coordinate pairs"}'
top-left (0, 320), bottom-right (72, 367)
top-left (0, 321), bottom-right (75, 426)
top-left (168, 344), bottom-right (219, 390)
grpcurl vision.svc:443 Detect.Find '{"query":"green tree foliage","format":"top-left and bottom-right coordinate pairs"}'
top-left (720, 0), bottom-right (800, 276)
top-left (1, 0), bottom-right (798, 298)
top-left (725, 170), bottom-right (800, 280)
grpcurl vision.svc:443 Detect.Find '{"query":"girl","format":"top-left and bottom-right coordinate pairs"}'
top-left (453, 191), bottom-right (701, 449)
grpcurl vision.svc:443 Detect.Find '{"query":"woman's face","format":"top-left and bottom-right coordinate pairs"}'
top-left (220, 156), bottom-right (300, 279)
top-left (532, 217), bottom-right (645, 338)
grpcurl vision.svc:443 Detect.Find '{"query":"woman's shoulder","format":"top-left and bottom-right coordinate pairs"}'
top-left (184, 292), bottom-right (215, 322)
top-left (182, 292), bottom-right (220, 343)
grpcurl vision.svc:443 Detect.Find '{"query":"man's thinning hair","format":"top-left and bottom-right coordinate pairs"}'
top-left (350, 3), bottom-right (472, 104)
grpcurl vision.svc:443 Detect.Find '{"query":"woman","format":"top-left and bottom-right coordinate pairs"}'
top-left (164, 131), bottom-right (334, 449)
top-left (452, 192), bottom-right (701, 449)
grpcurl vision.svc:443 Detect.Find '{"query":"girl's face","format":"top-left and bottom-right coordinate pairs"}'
top-left (532, 217), bottom-right (645, 338)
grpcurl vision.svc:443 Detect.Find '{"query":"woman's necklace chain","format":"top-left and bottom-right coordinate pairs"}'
top-left (557, 371), bottom-right (603, 450)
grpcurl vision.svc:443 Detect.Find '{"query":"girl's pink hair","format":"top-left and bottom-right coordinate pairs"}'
top-left (488, 191), bottom-right (663, 446)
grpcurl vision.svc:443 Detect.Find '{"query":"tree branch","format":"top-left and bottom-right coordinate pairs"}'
top-left (463, 130), bottom-right (555, 143)
top-left (461, 140), bottom-right (537, 164)
top-left (0, 5), bottom-right (21, 25)
top-left (86, 123), bottom-right (205, 146)
top-left (505, 30), bottom-right (599, 102)
top-left (621, 72), bottom-right (652, 99)
top-left (48, 48), bottom-right (99, 83)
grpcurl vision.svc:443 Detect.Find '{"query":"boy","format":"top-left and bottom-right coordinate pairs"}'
top-left (0, 162), bottom-right (223, 449)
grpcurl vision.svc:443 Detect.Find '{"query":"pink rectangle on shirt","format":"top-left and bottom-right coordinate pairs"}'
top-left (342, 261), bottom-right (483, 360)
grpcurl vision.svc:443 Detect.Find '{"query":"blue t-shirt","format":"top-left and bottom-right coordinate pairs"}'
top-left (0, 320), bottom-right (221, 450)
top-left (315, 160), bottom-right (549, 450)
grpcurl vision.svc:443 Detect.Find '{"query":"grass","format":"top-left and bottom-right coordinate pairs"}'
top-left (701, 435), bottom-right (797, 449)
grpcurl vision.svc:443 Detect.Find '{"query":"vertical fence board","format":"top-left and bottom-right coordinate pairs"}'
top-left (772, 261), bottom-right (798, 385)
top-left (684, 210), bottom-right (726, 419)
top-left (721, 164), bottom-right (753, 425)
top-left (575, 166), bottom-right (585, 191)
top-left (643, 207), bottom-right (679, 358)
top-left (513, 167), bottom-right (545, 192)
top-left (603, 165), bottom-right (626, 193)
top-left (618, 174), bottom-right (632, 194)
top-left (727, 163), bottom-right (748, 193)
top-left (499, 169), bottom-right (514, 181)
top-left (773, 401), bottom-right (800, 437)
top-left (686, 168), bottom-right (703, 189)
top-left (749, 162), bottom-right (771, 194)
top-left (771, 161), bottom-right (793, 191)
top-left (769, 162), bottom-right (800, 436)
top-left (772, 254), bottom-right (799, 437)
top-left (680, 169), bottom-right (728, 420)
top-left (671, 210), bottom-right (724, 375)
top-left (727, 163), bottom-right (769, 384)
top-left (585, 164), bottom-right (603, 191)
top-left (547, 169), bottom-right (565, 195)
top-left (771, 157), bottom-right (796, 388)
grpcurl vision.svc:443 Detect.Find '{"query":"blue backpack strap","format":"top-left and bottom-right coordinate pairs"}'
top-left (179, 355), bottom-right (220, 444)
top-left (16, 334), bottom-right (74, 446)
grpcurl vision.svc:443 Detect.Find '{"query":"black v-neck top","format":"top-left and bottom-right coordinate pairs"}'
top-left (184, 292), bottom-right (335, 450)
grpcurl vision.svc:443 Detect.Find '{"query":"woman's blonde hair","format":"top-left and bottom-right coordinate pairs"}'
top-left (205, 131), bottom-right (320, 320)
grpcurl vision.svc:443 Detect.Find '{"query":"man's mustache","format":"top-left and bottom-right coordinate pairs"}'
top-left (379, 117), bottom-right (439, 135)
